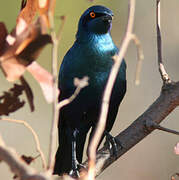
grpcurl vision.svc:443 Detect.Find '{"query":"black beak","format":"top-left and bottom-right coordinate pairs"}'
top-left (102, 14), bottom-right (113, 23)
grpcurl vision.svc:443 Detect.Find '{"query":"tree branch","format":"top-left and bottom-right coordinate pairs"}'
top-left (0, 117), bottom-right (46, 169)
top-left (83, 81), bottom-right (179, 177)
top-left (131, 34), bottom-right (144, 85)
top-left (47, 8), bottom-right (66, 172)
top-left (57, 76), bottom-right (89, 110)
top-left (0, 134), bottom-right (50, 180)
top-left (146, 121), bottom-right (179, 136)
top-left (156, 0), bottom-right (171, 83)
top-left (1, 1), bottom-right (178, 179)
top-left (83, 1), bottom-right (179, 178)
top-left (87, 0), bottom-right (137, 179)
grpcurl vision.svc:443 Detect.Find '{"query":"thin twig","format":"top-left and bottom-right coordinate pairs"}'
top-left (47, 7), bottom-right (67, 172)
top-left (146, 121), bottom-right (179, 135)
top-left (0, 134), bottom-right (35, 178)
top-left (57, 16), bottom-right (67, 41)
top-left (0, 117), bottom-right (46, 169)
top-left (87, 0), bottom-right (136, 179)
top-left (47, 10), bottom-right (59, 172)
top-left (130, 34), bottom-right (144, 85)
top-left (48, 0), bottom-right (56, 16)
top-left (57, 77), bottom-right (89, 110)
top-left (0, 134), bottom-right (50, 180)
top-left (157, 125), bottom-right (179, 135)
top-left (156, 0), bottom-right (171, 83)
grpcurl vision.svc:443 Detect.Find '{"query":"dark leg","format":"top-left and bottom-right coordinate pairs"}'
top-left (69, 129), bottom-right (79, 177)
top-left (69, 129), bottom-right (86, 178)
top-left (104, 131), bottom-right (122, 159)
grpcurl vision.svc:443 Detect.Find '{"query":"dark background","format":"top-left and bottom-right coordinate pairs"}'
top-left (0, 0), bottom-right (179, 179)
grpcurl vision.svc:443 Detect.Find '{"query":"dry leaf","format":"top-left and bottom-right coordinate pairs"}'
top-left (38, 0), bottom-right (56, 27)
top-left (20, 77), bottom-right (34, 112)
top-left (13, 154), bottom-right (38, 179)
top-left (0, 19), bottom-right (51, 81)
top-left (0, 0), bottom-right (55, 103)
top-left (17, 0), bottom-right (38, 25)
top-left (27, 62), bottom-right (57, 103)
top-left (0, 84), bottom-right (25, 116)
top-left (0, 0), bottom-right (52, 81)
top-left (21, 154), bottom-right (36, 164)
top-left (0, 22), bottom-right (7, 56)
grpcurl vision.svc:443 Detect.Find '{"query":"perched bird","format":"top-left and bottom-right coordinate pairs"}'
top-left (54, 5), bottom-right (126, 176)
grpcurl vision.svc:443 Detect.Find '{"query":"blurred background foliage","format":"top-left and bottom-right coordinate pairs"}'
top-left (0, 0), bottom-right (179, 179)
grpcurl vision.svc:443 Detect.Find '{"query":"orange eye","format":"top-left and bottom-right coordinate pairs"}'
top-left (90, 12), bottom-right (96, 18)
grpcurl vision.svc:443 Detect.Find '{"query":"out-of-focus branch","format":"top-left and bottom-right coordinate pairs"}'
top-left (57, 16), bottom-right (67, 41)
top-left (0, 134), bottom-right (50, 180)
top-left (171, 173), bottom-right (179, 180)
top-left (156, 0), bottom-right (171, 83)
top-left (0, 117), bottom-right (46, 169)
top-left (83, 81), bottom-right (179, 177)
top-left (87, 0), bottom-right (138, 179)
top-left (47, 12), bottom-right (66, 172)
top-left (47, 10), bottom-right (86, 173)
top-left (131, 34), bottom-right (144, 85)
top-left (47, 14), bottom-right (59, 172)
top-left (57, 77), bottom-right (89, 110)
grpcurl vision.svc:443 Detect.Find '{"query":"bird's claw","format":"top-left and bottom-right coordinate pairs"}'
top-left (69, 168), bottom-right (80, 178)
top-left (69, 161), bottom-right (86, 178)
top-left (104, 132), bottom-right (122, 159)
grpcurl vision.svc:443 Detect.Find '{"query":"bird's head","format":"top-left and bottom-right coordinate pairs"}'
top-left (76, 5), bottom-right (114, 38)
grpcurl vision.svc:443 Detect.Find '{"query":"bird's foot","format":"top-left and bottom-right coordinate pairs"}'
top-left (69, 160), bottom-right (86, 178)
top-left (69, 168), bottom-right (80, 178)
top-left (104, 131), bottom-right (122, 159)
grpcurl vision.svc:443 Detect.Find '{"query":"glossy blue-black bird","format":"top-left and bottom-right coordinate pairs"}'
top-left (54, 5), bottom-right (126, 176)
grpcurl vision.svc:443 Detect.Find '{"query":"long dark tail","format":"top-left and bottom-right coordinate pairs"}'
top-left (53, 126), bottom-right (88, 175)
top-left (54, 127), bottom-right (72, 175)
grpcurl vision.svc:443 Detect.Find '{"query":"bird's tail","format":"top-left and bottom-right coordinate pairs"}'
top-left (53, 127), bottom-right (72, 175)
top-left (53, 127), bottom-right (88, 175)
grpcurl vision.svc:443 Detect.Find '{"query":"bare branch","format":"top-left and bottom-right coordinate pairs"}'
top-left (146, 121), bottom-right (179, 136)
top-left (57, 77), bottom-right (89, 110)
top-left (130, 34), bottom-right (144, 85)
top-left (83, 81), bottom-right (179, 177)
top-left (0, 117), bottom-right (46, 169)
top-left (57, 16), bottom-right (67, 42)
top-left (47, 11), bottom-right (60, 172)
top-left (47, 1), bottom-right (67, 171)
top-left (156, 0), bottom-right (171, 83)
top-left (87, 0), bottom-right (136, 179)
top-left (0, 134), bottom-right (50, 180)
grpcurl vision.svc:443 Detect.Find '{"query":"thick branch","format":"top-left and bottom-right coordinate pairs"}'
top-left (83, 81), bottom-right (179, 177)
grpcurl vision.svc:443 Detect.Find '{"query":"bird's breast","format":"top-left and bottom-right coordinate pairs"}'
top-left (89, 33), bottom-right (117, 57)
